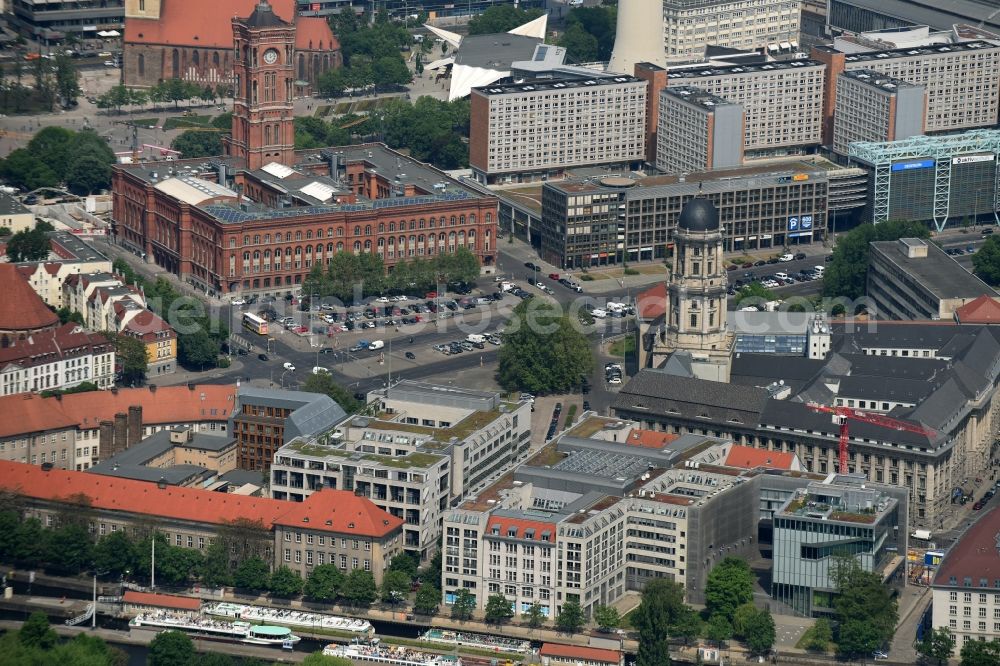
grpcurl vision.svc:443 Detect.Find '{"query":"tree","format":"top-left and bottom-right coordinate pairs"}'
top-left (105, 332), bottom-right (148, 384)
top-left (632, 579), bottom-right (692, 666)
top-left (451, 588), bottom-right (475, 621)
top-left (56, 306), bottom-right (85, 325)
top-left (563, 5), bottom-right (617, 61)
top-left (556, 599), bottom-right (585, 633)
top-left (373, 55), bottom-right (412, 88)
top-left (704, 557), bottom-right (754, 622)
top-left (171, 129), bottom-right (223, 158)
top-left (93, 530), bottom-right (138, 578)
top-left (340, 569), bottom-right (377, 606)
top-left (734, 282), bottom-right (777, 308)
top-left (973, 236), bottom-right (1000, 285)
top-left (420, 549), bottom-right (442, 591)
top-left (178, 328), bottom-right (219, 370)
top-left (388, 552), bottom-right (419, 579)
top-left (65, 154), bottom-right (112, 194)
top-left (822, 219), bottom-right (930, 301)
top-left (706, 614), bottom-right (733, 648)
top-left (380, 570), bottom-right (411, 604)
top-left (304, 564), bottom-right (345, 602)
top-left (593, 604), bottom-right (621, 632)
top-left (484, 593), bottom-right (515, 625)
top-left (468, 6), bottom-right (543, 34)
top-left (833, 559), bottom-right (898, 659)
top-left (5, 227), bottom-right (50, 261)
top-left (53, 54), bottom-right (80, 106)
top-left (732, 603), bottom-right (757, 640)
top-left (497, 300), bottom-right (594, 394)
top-left (743, 609), bottom-right (775, 656)
top-left (148, 630), bottom-right (195, 666)
top-left (233, 556), bottom-right (271, 592)
top-left (917, 626), bottom-right (956, 666)
top-left (0, 148), bottom-right (58, 190)
top-left (46, 523), bottom-right (93, 574)
top-left (558, 23), bottom-right (599, 62)
top-left (523, 602), bottom-right (546, 628)
top-left (414, 584), bottom-right (440, 616)
top-left (960, 639), bottom-right (1000, 666)
top-left (303, 371), bottom-right (362, 413)
top-left (199, 541), bottom-right (234, 588)
top-left (800, 617), bottom-right (832, 652)
top-left (269, 565), bottom-right (304, 597)
top-left (19, 612), bottom-right (57, 650)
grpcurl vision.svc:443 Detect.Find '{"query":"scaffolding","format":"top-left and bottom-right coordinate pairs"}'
top-left (848, 130), bottom-right (1000, 231)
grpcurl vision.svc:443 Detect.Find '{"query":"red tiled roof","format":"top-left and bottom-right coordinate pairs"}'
top-left (123, 591), bottom-right (201, 611)
top-left (636, 282), bottom-right (667, 321)
top-left (0, 460), bottom-right (400, 538)
top-left (486, 517), bottom-right (556, 541)
top-left (295, 16), bottom-right (340, 52)
top-left (0, 323), bottom-right (111, 371)
top-left (124, 309), bottom-right (175, 339)
top-left (954, 295), bottom-right (1000, 324)
top-left (0, 264), bottom-right (59, 331)
top-left (273, 487), bottom-right (403, 538)
top-left (540, 644), bottom-right (622, 664)
top-left (625, 428), bottom-right (678, 449)
top-left (724, 445), bottom-right (795, 470)
top-left (125, 0), bottom-right (336, 52)
top-left (0, 384), bottom-right (237, 438)
top-left (934, 504), bottom-right (1000, 589)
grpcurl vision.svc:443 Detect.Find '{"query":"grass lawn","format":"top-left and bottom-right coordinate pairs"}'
top-left (315, 105), bottom-right (333, 116)
top-left (608, 336), bottom-right (636, 357)
top-left (334, 102), bottom-right (353, 114)
top-left (162, 114), bottom-right (214, 130)
top-left (128, 117), bottom-right (159, 128)
top-left (794, 632), bottom-right (833, 653)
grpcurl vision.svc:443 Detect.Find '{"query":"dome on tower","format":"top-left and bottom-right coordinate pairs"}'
top-left (677, 198), bottom-right (719, 232)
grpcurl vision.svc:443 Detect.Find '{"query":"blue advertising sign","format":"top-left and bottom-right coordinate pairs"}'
top-left (788, 217), bottom-right (799, 230)
top-left (891, 159), bottom-right (934, 172)
top-left (801, 215), bottom-right (813, 229)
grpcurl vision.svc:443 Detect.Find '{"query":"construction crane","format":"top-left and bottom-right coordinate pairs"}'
top-left (807, 403), bottom-right (937, 475)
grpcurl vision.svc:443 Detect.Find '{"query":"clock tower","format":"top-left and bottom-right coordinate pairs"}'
top-left (230, 0), bottom-right (296, 170)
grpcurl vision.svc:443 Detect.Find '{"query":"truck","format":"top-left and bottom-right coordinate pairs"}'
top-left (466, 334), bottom-right (486, 344)
top-left (911, 529), bottom-right (933, 541)
top-left (368, 340), bottom-right (385, 350)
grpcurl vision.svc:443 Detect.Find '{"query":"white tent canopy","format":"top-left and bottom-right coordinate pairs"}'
top-left (423, 24), bottom-right (462, 49)
top-left (449, 65), bottom-right (509, 101)
top-left (507, 13), bottom-right (548, 39)
top-left (97, 30), bottom-right (120, 37)
top-left (424, 57), bottom-right (455, 71)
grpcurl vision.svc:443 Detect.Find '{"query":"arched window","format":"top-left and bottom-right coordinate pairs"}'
top-left (315, 244), bottom-right (323, 256)
top-left (294, 246), bottom-right (302, 256)
top-left (398, 236), bottom-right (406, 247)
top-left (243, 252), bottom-right (250, 261)
top-left (327, 227), bottom-right (334, 238)
top-left (285, 247), bottom-right (292, 257)
top-left (409, 235), bottom-right (416, 245)
top-left (264, 234), bottom-right (271, 243)
top-left (243, 235), bottom-right (250, 245)
top-left (419, 218), bottom-right (425, 229)
top-left (353, 226), bottom-right (361, 236)
top-left (450, 216), bottom-right (457, 226)
top-left (468, 230), bottom-right (476, 239)
top-left (305, 246), bottom-right (312, 256)
top-left (470, 214), bottom-right (476, 224)
top-left (486, 213), bottom-right (492, 224)
top-left (295, 231), bottom-right (302, 240)
top-left (192, 50), bottom-right (199, 67)
top-left (327, 243), bottom-right (333, 252)
top-left (378, 222), bottom-right (385, 233)
top-left (418, 235), bottom-right (425, 244)
top-left (171, 49), bottom-right (179, 77)
top-left (365, 225), bottom-right (372, 235)
top-left (337, 227), bottom-right (344, 237)
top-left (388, 237), bottom-right (395, 245)
top-left (378, 238), bottom-right (385, 247)
top-left (459, 214), bottom-right (465, 224)
top-left (253, 250), bottom-right (260, 260)
top-left (213, 52), bottom-right (220, 68)
top-left (306, 230), bottom-right (313, 239)
top-left (138, 54), bottom-right (145, 76)
top-left (264, 125), bottom-right (271, 145)
top-left (298, 53), bottom-right (306, 80)
top-left (364, 240), bottom-right (372, 250)
top-left (353, 241), bottom-right (361, 251)
top-left (253, 234), bottom-right (260, 244)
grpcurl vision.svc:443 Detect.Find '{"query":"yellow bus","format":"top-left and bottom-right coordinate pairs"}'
top-left (242, 312), bottom-right (268, 335)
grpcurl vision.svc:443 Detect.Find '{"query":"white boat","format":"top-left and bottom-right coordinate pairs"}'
top-left (129, 611), bottom-right (301, 647)
top-left (204, 601), bottom-right (375, 636)
top-left (324, 643), bottom-right (463, 666)
top-left (419, 628), bottom-right (532, 654)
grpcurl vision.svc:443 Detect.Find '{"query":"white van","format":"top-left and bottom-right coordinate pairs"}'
top-left (368, 340), bottom-right (385, 350)
top-left (813, 265), bottom-right (825, 275)
top-left (774, 272), bottom-right (789, 281)
top-left (591, 309), bottom-right (608, 319)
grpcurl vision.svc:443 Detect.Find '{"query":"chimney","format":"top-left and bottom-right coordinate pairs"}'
top-left (188, 383), bottom-right (196, 391)
top-left (98, 419), bottom-right (115, 461)
top-left (113, 412), bottom-right (128, 457)
top-left (127, 405), bottom-right (142, 448)
top-left (149, 384), bottom-right (157, 392)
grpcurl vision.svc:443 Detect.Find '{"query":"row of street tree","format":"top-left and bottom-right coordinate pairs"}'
top-left (97, 80), bottom-right (230, 114)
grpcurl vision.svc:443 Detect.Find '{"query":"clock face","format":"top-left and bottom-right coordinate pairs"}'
top-left (263, 49), bottom-right (279, 65)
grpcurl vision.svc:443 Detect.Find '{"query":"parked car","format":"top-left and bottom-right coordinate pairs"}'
top-left (794, 252), bottom-right (807, 260)
top-left (405, 351), bottom-right (416, 359)
top-left (282, 362), bottom-right (296, 371)
top-left (779, 253), bottom-right (794, 262)
top-left (258, 353), bottom-right (268, 361)
top-left (983, 227), bottom-right (995, 236)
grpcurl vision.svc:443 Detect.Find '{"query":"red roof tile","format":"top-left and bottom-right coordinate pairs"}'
top-left (0, 264), bottom-right (59, 332)
top-left (955, 295), bottom-right (1000, 324)
top-left (295, 16), bottom-right (340, 52)
top-left (636, 282), bottom-right (667, 320)
top-left (0, 460), bottom-right (400, 538)
top-left (123, 308), bottom-right (175, 340)
top-left (0, 323), bottom-right (111, 370)
top-left (0, 384), bottom-right (237, 438)
top-left (273, 487), bottom-right (403, 538)
top-left (486, 517), bottom-right (556, 541)
top-left (934, 504), bottom-right (1000, 589)
top-left (123, 591), bottom-right (201, 611)
top-left (625, 428), bottom-right (679, 449)
top-left (540, 644), bottom-right (622, 664)
top-left (723, 445), bottom-right (795, 470)
top-left (125, 0), bottom-right (336, 52)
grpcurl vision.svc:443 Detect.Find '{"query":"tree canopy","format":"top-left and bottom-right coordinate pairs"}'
top-left (555, 599), bottom-right (585, 633)
top-left (5, 226), bottom-right (50, 261)
top-left (497, 300), bottom-right (594, 394)
top-left (822, 219), bottom-right (931, 301)
top-left (0, 127), bottom-right (115, 193)
top-left (302, 372), bottom-right (362, 413)
top-left (149, 630), bottom-right (196, 666)
top-left (468, 6), bottom-right (544, 34)
top-left (632, 579), bottom-right (696, 666)
top-left (917, 626), bottom-right (955, 666)
top-left (960, 638), bottom-right (1000, 666)
top-left (171, 129), bottom-right (224, 158)
top-left (559, 6), bottom-right (617, 62)
top-left (304, 563), bottom-right (346, 602)
top-left (484, 593), bottom-right (515, 625)
top-left (973, 236), bottom-right (1000, 285)
top-left (269, 565), bottom-right (304, 597)
top-left (451, 588), bottom-right (475, 620)
top-left (104, 331), bottom-right (148, 384)
top-left (704, 557), bottom-right (754, 622)
top-left (833, 558), bottom-right (898, 659)
top-left (414, 584), bottom-right (441, 616)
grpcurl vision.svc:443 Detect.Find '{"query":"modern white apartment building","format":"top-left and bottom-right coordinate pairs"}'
top-left (663, 0), bottom-right (802, 64)
top-left (666, 59), bottom-right (826, 156)
top-left (814, 40), bottom-right (1000, 144)
top-left (271, 382), bottom-right (532, 561)
top-left (657, 86), bottom-right (744, 173)
top-left (832, 69), bottom-right (925, 156)
top-left (469, 74), bottom-right (647, 184)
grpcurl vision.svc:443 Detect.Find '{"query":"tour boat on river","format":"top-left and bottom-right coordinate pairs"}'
top-left (324, 642), bottom-right (463, 666)
top-left (204, 601), bottom-right (375, 636)
top-left (129, 611), bottom-right (301, 647)
top-left (418, 628), bottom-right (532, 654)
